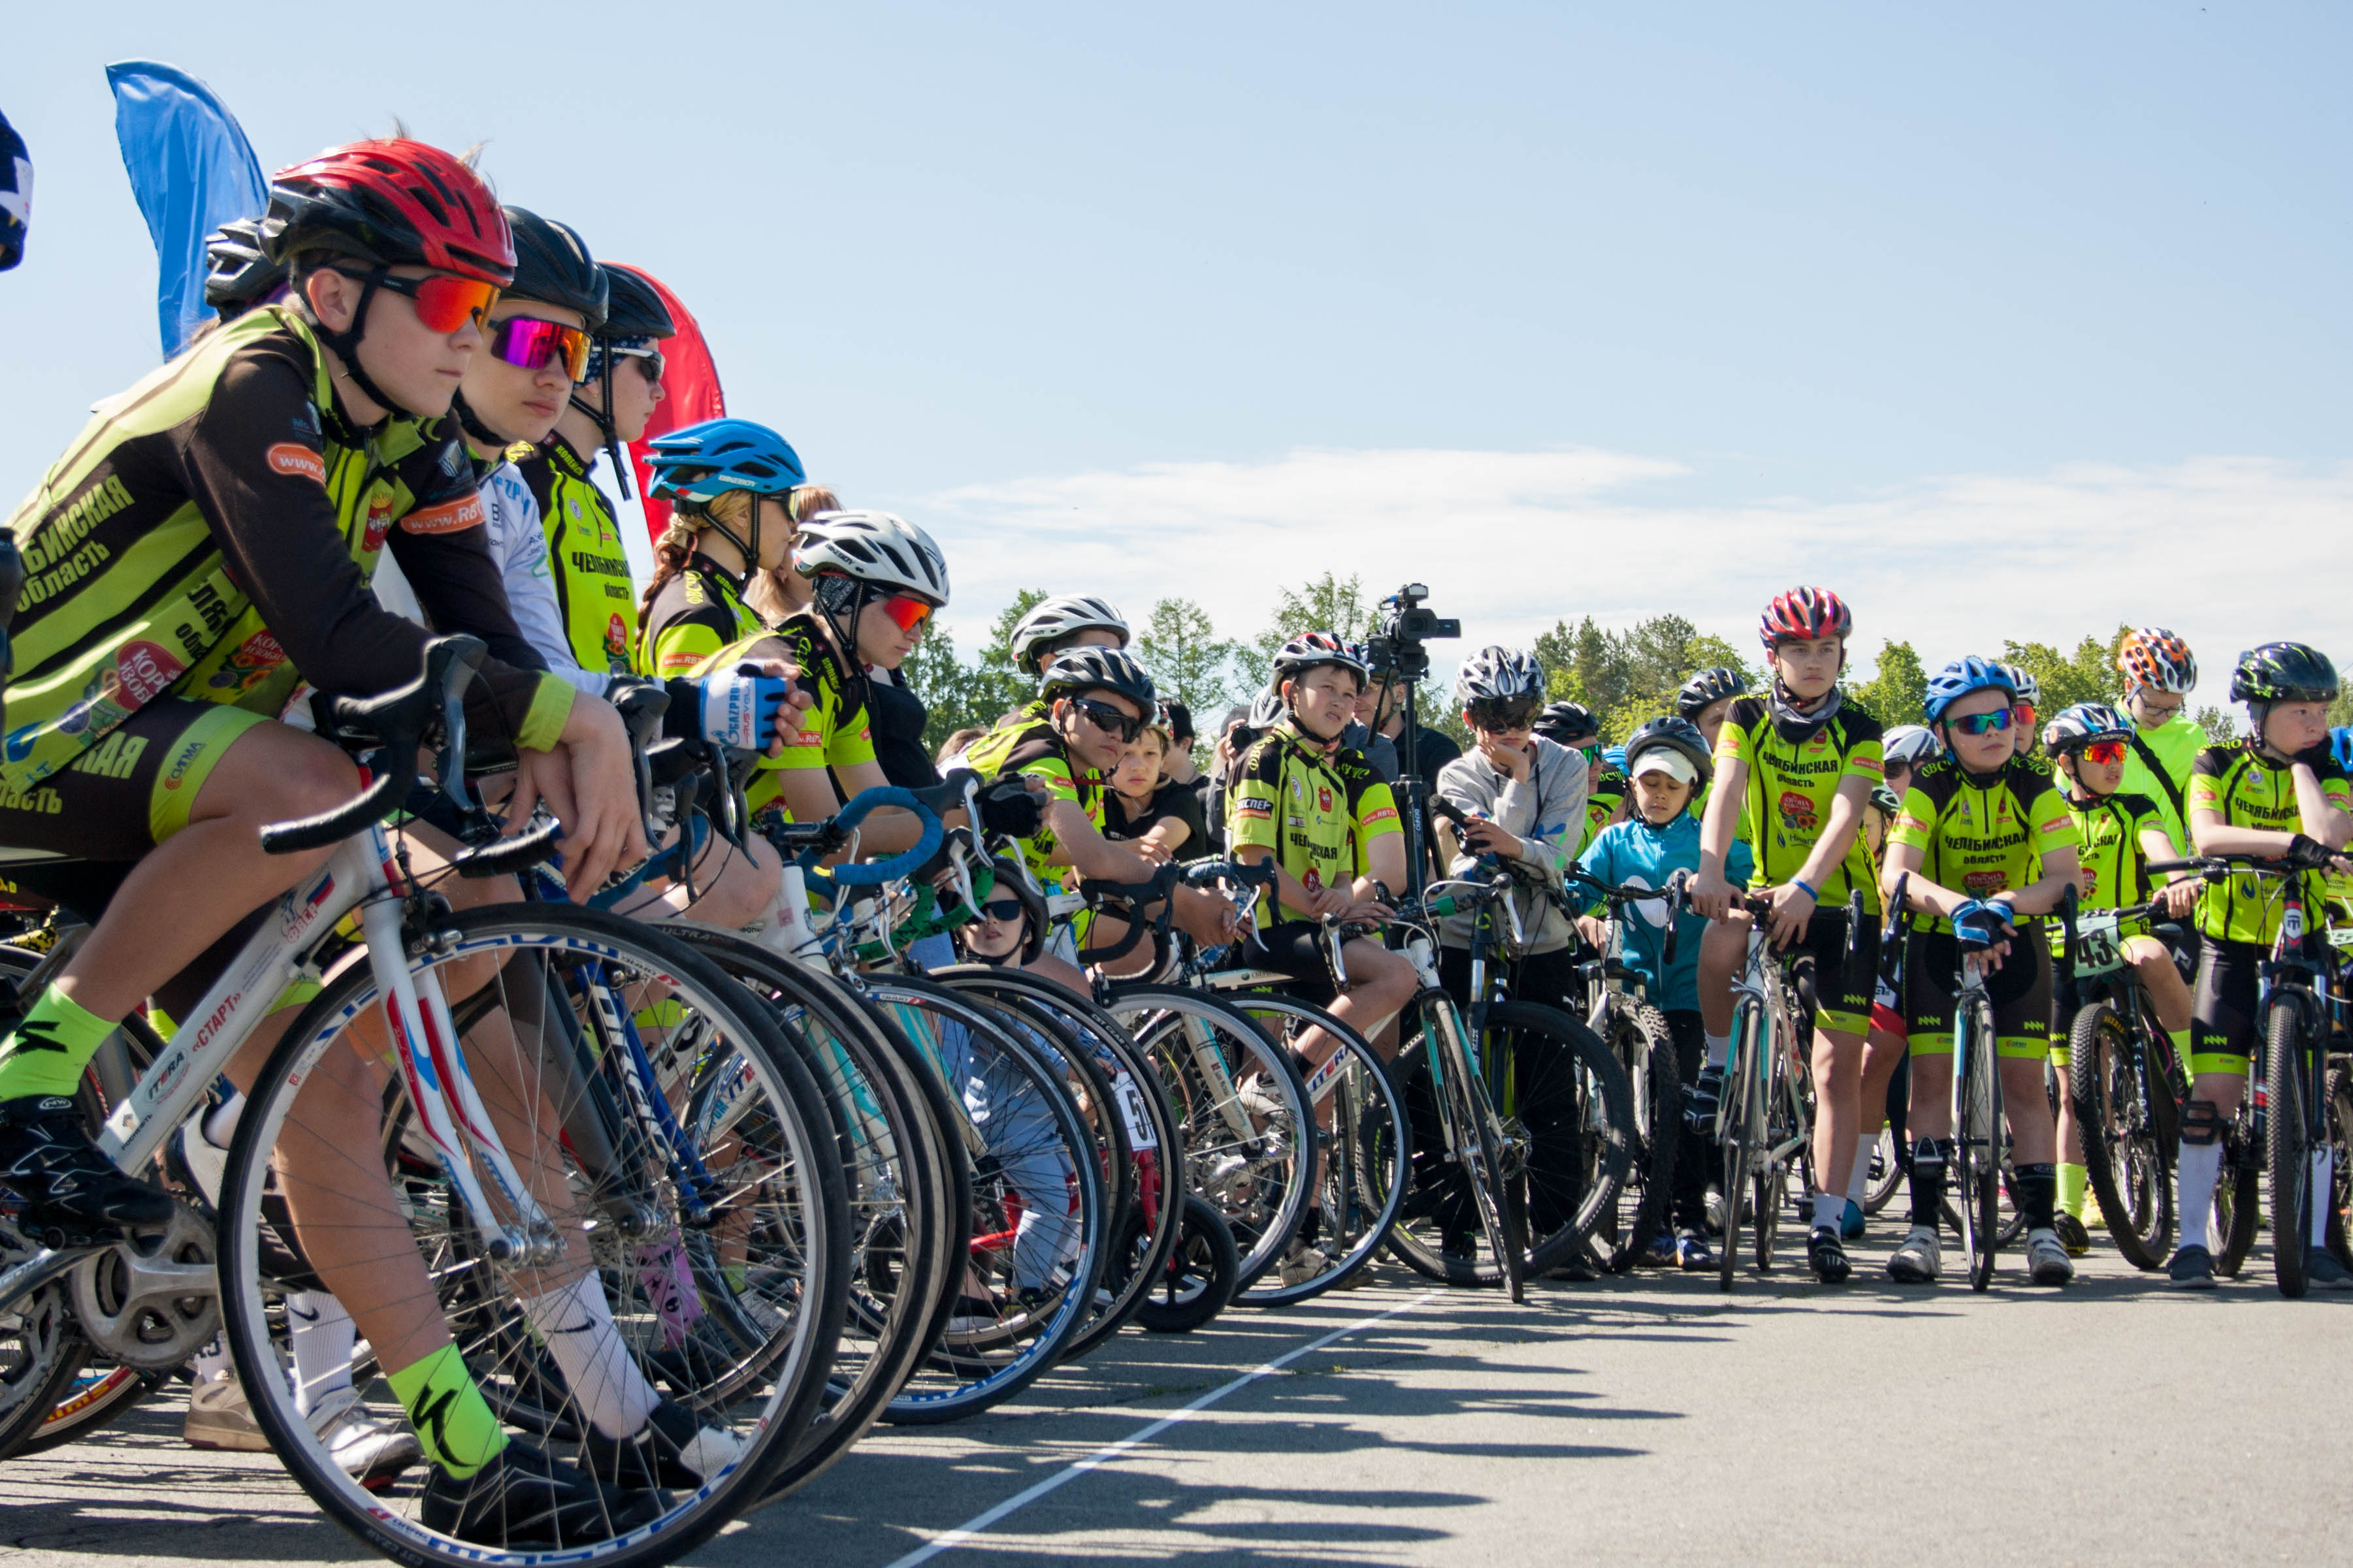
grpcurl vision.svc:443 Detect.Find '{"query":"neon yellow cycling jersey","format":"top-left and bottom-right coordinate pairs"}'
top-left (1713, 695), bottom-right (1885, 914)
top-left (1228, 721), bottom-right (1401, 926)
top-left (2120, 712), bottom-right (2207, 856)
top-left (2058, 788), bottom-right (2166, 912)
top-left (965, 714), bottom-right (1100, 899)
top-left (634, 555), bottom-right (763, 680)
top-left (1578, 765), bottom-right (1627, 856)
top-left (689, 613), bottom-right (875, 815)
top-left (2187, 744), bottom-right (2353, 945)
top-left (1889, 755), bottom-right (2079, 934)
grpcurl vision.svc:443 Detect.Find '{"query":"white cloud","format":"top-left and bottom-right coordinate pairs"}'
top-left (919, 446), bottom-right (2353, 703)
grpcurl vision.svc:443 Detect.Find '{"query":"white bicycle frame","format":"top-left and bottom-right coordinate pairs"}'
top-left (1723, 924), bottom-right (1810, 1168)
top-left (1, 822), bottom-right (561, 1311)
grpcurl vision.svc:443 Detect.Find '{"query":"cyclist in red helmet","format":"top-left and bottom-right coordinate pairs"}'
top-left (0, 139), bottom-right (651, 1541)
top-left (2114, 626), bottom-right (2207, 856)
top-left (1691, 585), bottom-right (1887, 1283)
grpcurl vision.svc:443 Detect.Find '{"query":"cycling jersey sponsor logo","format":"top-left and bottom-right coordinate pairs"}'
top-left (1303, 866), bottom-right (1325, 893)
top-left (266, 442), bottom-right (326, 484)
top-left (160, 732), bottom-right (206, 794)
top-left (362, 496), bottom-right (396, 552)
top-left (1317, 786), bottom-right (1333, 813)
top-left (2081, 865), bottom-right (2101, 901)
top-left (605, 615), bottom-right (629, 658)
top-left (659, 650), bottom-right (702, 675)
top-left (400, 492), bottom-right (486, 536)
top-left (116, 640), bottom-right (185, 707)
top-left (1777, 789), bottom-right (1819, 833)
top-left (208, 629), bottom-right (285, 693)
top-left (2037, 812), bottom-right (2071, 835)
top-left (1361, 805), bottom-right (1399, 827)
top-left (1962, 870), bottom-right (2009, 896)
top-left (3, 724), bottom-right (39, 763)
top-left (1235, 793), bottom-right (1274, 820)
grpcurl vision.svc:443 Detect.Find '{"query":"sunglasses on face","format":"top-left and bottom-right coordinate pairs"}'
top-left (2079, 738), bottom-right (2128, 767)
top-left (1470, 699), bottom-right (1538, 733)
top-left (877, 594), bottom-right (935, 633)
top-left (346, 268), bottom-right (501, 334)
top-left (979, 898), bottom-right (1026, 923)
top-left (2013, 701), bottom-right (2037, 729)
top-left (612, 344), bottom-right (666, 383)
top-left (1069, 696), bottom-right (1144, 743)
top-left (488, 314), bottom-right (592, 381)
top-left (1950, 708), bottom-right (2014, 737)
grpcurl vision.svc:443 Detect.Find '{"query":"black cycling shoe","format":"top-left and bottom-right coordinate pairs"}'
top-left (580, 1399), bottom-right (745, 1491)
top-left (0, 1094), bottom-right (175, 1237)
top-left (419, 1439), bottom-right (662, 1548)
top-left (1684, 1067), bottom-right (1723, 1132)
top-left (1806, 1226), bottom-right (1852, 1284)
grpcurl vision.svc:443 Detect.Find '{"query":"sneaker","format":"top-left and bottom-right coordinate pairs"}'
top-left (2305, 1247), bottom-right (2353, 1290)
top-left (2026, 1227), bottom-right (2075, 1286)
top-left (184, 1371), bottom-right (269, 1452)
top-left (2051, 1211), bottom-right (2092, 1256)
top-left (419, 1440), bottom-right (662, 1548)
top-left (1888, 1224), bottom-right (1942, 1284)
top-left (581, 1398), bottom-right (747, 1490)
top-left (1676, 1230), bottom-right (1715, 1271)
top-left (1277, 1240), bottom-right (1331, 1288)
top-left (1806, 1226), bottom-right (1851, 1284)
top-left (306, 1388), bottom-right (422, 1491)
top-left (1841, 1197), bottom-right (1865, 1241)
top-left (2167, 1243), bottom-right (2216, 1290)
top-left (0, 1094), bottom-right (175, 1236)
top-left (1642, 1228), bottom-right (1678, 1268)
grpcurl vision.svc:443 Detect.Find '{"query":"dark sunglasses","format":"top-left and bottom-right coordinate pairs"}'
top-left (1950, 708), bottom-right (2014, 737)
top-left (611, 344), bottom-right (666, 382)
top-left (340, 267), bottom-right (500, 334)
top-left (1469, 699), bottom-right (1538, 732)
top-left (1069, 696), bottom-right (1144, 743)
top-left (487, 314), bottom-right (592, 381)
top-left (979, 898), bottom-right (1027, 923)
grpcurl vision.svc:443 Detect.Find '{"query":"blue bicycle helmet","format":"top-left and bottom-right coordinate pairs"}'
top-left (644, 418), bottom-right (805, 504)
top-left (2, 110), bottom-right (32, 272)
top-left (1922, 656), bottom-right (2017, 726)
top-left (2331, 726), bottom-right (2353, 774)
top-left (1602, 744), bottom-right (1627, 773)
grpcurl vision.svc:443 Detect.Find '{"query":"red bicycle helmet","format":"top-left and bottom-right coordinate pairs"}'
top-left (261, 139), bottom-right (513, 285)
top-left (1759, 586), bottom-right (1853, 650)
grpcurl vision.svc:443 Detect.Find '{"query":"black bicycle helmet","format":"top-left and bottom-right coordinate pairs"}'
top-left (599, 263), bottom-right (675, 342)
top-left (202, 217), bottom-right (287, 315)
top-left (1533, 700), bottom-right (1600, 747)
top-left (1040, 647), bottom-right (1156, 711)
top-left (1676, 666), bottom-right (1749, 722)
top-left (501, 206), bottom-right (606, 328)
top-left (1623, 715), bottom-right (1713, 789)
top-left (2229, 642), bottom-right (2339, 706)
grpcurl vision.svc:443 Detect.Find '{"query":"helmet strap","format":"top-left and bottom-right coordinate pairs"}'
top-left (308, 264), bottom-right (417, 421)
top-left (451, 392), bottom-right (510, 453)
top-left (813, 574), bottom-right (864, 660)
top-left (568, 349), bottom-right (634, 500)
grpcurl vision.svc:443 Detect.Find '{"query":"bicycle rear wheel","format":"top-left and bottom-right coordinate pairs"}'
top-left (2214, 1131), bottom-right (2260, 1278)
top-left (1958, 999), bottom-right (2000, 1292)
top-left (2069, 1002), bottom-right (2173, 1270)
top-left (2266, 1003), bottom-right (2311, 1298)
top-left (217, 904), bottom-right (850, 1568)
top-left (1717, 997), bottom-right (1762, 1293)
top-left (2324, 1062), bottom-right (2353, 1273)
top-left (1132, 1194), bottom-right (1239, 1334)
top-left (1597, 1005), bottom-right (1680, 1273)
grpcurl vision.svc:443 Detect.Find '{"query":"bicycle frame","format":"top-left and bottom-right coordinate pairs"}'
top-left (1723, 924), bottom-right (1809, 1170)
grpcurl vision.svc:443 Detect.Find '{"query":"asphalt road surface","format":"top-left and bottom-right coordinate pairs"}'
top-left (9, 1235), bottom-right (2350, 1568)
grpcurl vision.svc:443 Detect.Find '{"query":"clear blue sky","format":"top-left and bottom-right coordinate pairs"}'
top-left (4, 4), bottom-right (2348, 690)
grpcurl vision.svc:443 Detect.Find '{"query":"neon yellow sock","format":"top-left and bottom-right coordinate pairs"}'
top-left (386, 1345), bottom-right (508, 1479)
top-left (2058, 1162), bottom-right (2088, 1219)
top-left (2168, 1027), bottom-right (2193, 1079)
top-left (0, 983), bottom-right (117, 1101)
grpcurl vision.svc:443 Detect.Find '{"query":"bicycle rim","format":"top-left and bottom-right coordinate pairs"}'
top-left (2265, 1003), bottom-right (2310, 1298)
top-left (1963, 1004), bottom-right (1999, 1291)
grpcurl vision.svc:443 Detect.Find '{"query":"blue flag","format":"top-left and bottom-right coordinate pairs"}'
top-left (105, 61), bottom-right (267, 357)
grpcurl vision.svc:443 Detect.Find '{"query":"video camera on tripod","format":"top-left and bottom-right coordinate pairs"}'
top-left (1363, 584), bottom-right (1460, 897)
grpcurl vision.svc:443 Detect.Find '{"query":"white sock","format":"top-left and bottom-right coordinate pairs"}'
top-left (2177, 1142), bottom-right (2224, 1251)
top-left (521, 1272), bottom-right (660, 1440)
top-left (1704, 1031), bottom-right (1730, 1070)
top-left (286, 1291), bottom-right (357, 1417)
top-left (2312, 1147), bottom-right (2335, 1248)
top-left (191, 1332), bottom-right (233, 1385)
top-left (1847, 1133), bottom-right (1875, 1205)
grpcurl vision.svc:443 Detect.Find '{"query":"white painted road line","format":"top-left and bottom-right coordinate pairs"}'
top-left (881, 1289), bottom-right (1443, 1567)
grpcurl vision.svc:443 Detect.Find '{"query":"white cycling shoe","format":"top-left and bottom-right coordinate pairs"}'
top-left (2025, 1227), bottom-right (2076, 1287)
top-left (1887, 1224), bottom-right (1942, 1284)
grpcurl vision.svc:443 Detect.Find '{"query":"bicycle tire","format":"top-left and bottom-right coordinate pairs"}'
top-left (2323, 1063), bottom-right (2353, 1273)
top-left (1864, 1054), bottom-right (1911, 1215)
top-left (1220, 993), bottom-right (1409, 1305)
top-left (1133, 1193), bottom-right (1239, 1334)
top-left (1717, 995), bottom-right (1761, 1292)
top-left (216, 904), bottom-right (851, 1568)
top-left (935, 967), bottom-right (1178, 1361)
top-left (1959, 997), bottom-right (2000, 1292)
top-left (2069, 1002), bottom-right (2173, 1270)
top-left (2215, 1121), bottom-right (2261, 1278)
top-left (864, 974), bottom-right (1109, 1424)
top-left (652, 928), bottom-right (964, 1501)
top-left (2266, 1002), bottom-right (2311, 1298)
top-left (1104, 986), bottom-right (1311, 1294)
top-left (1444, 1002), bottom-right (1527, 1302)
top-left (1597, 1005), bottom-right (1680, 1273)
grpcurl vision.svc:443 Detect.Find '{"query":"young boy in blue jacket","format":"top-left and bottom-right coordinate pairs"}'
top-left (1577, 716), bottom-right (1753, 1268)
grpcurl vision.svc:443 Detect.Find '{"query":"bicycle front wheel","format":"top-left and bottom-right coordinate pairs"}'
top-left (1958, 999), bottom-right (2000, 1292)
top-left (2266, 1002), bottom-right (2311, 1298)
top-left (1597, 1005), bottom-right (1680, 1274)
top-left (218, 904), bottom-right (850, 1568)
top-left (2324, 1061), bottom-right (2353, 1273)
top-left (2069, 1001), bottom-right (2173, 1270)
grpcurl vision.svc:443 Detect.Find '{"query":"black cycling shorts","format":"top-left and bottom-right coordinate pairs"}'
top-left (1903, 925), bottom-right (2053, 1060)
top-left (2190, 936), bottom-right (2265, 1076)
top-left (1768, 903), bottom-right (1877, 1036)
top-left (1227, 920), bottom-right (1340, 1004)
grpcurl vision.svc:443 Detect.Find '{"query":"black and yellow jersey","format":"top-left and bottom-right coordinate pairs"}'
top-left (1889, 755), bottom-right (2079, 934)
top-left (516, 436), bottom-right (637, 677)
top-left (2187, 744), bottom-right (2353, 945)
top-left (1228, 721), bottom-right (1403, 927)
top-left (1, 304), bottom-right (566, 795)
top-left (690, 612), bottom-right (876, 814)
top-left (1712, 695), bottom-right (1885, 914)
top-left (1579, 765), bottom-right (1628, 856)
top-left (2058, 789), bottom-right (2166, 913)
top-left (635, 554), bottom-right (764, 680)
top-left (966, 714), bottom-right (1101, 899)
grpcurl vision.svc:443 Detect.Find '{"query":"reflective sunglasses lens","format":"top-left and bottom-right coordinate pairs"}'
top-left (1959, 709), bottom-right (2012, 735)
top-left (414, 275), bottom-right (500, 333)
top-left (491, 317), bottom-right (591, 379)
top-left (881, 594), bottom-right (933, 632)
top-left (2083, 739), bottom-right (2128, 765)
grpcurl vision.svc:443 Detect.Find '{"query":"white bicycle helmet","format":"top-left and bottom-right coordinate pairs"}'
top-left (1011, 594), bottom-right (1129, 674)
top-left (1996, 662), bottom-right (2040, 706)
top-left (1881, 724), bottom-right (1941, 767)
top-left (792, 510), bottom-right (951, 605)
top-left (1453, 646), bottom-right (1544, 706)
